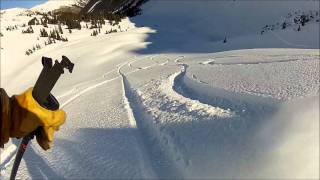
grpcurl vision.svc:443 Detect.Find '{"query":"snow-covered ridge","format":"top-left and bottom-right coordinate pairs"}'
top-left (30, 0), bottom-right (79, 12)
top-left (0, 0), bottom-right (89, 15)
top-left (0, 8), bottom-right (28, 17)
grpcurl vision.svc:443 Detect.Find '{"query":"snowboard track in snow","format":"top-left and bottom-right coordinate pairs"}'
top-left (172, 64), bottom-right (280, 116)
top-left (118, 61), bottom-right (184, 179)
top-left (99, 53), bottom-right (288, 179)
top-left (113, 57), bottom-right (282, 178)
top-left (119, 60), bottom-right (290, 178)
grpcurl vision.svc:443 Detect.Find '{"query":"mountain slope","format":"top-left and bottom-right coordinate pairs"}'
top-left (0, 0), bottom-right (319, 179)
top-left (30, 0), bottom-right (79, 12)
top-left (80, 0), bottom-right (147, 16)
top-left (130, 0), bottom-right (319, 54)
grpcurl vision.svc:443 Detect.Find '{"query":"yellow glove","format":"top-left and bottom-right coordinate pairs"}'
top-left (0, 88), bottom-right (66, 150)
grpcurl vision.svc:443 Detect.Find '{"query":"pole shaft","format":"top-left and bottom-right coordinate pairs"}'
top-left (10, 132), bottom-right (35, 180)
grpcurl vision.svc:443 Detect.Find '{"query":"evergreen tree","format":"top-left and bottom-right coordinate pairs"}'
top-left (28, 17), bottom-right (37, 25)
top-left (301, 15), bottom-right (307, 26)
top-left (58, 24), bottom-right (63, 34)
top-left (51, 30), bottom-right (54, 38)
top-left (56, 31), bottom-right (61, 40)
top-left (223, 37), bottom-right (227, 43)
top-left (42, 18), bottom-right (48, 27)
top-left (47, 38), bottom-right (52, 45)
top-left (61, 37), bottom-right (68, 42)
top-left (22, 26), bottom-right (34, 33)
top-left (281, 22), bottom-right (287, 29)
top-left (92, 30), bottom-right (99, 36)
top-left (43, 28), bottom-right (49, 37)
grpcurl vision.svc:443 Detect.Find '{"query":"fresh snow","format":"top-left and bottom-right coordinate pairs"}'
top-left (0, 0), bottom-right (319, 179)
top-left (30, 0), bottom-right (78, 12)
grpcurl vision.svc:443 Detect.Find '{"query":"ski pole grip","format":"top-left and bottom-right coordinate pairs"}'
top-left (10, 56), bottom-right (74, 180)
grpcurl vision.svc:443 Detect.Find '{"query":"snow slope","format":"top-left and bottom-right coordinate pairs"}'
top-left (119, 47), bottom-right (319, 178)
top-left (130, 0), bottom-right (319, 54)
top-left (0, 0), bottom-right (319, 179)
top-left (30, 0), bottom-right (78, 12)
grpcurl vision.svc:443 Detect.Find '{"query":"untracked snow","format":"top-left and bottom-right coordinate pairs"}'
top-left (30, 0), bottom-right (78, 12)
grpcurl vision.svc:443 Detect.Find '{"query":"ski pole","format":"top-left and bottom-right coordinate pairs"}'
top-left (10, 56), bottom-right (74, 180)
top-left (10, 131), bottom-right (37, 180)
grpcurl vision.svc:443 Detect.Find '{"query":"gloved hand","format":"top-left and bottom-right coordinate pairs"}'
top-left (0, 88), bottom-right (66, 150)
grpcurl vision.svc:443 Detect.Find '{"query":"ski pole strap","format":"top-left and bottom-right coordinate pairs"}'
top-left (9, 93), bottom-right (58, 180)
top-left (33, 56), bottom-right (74, 104)
top-left (9, 56), bottom-right (74, 180)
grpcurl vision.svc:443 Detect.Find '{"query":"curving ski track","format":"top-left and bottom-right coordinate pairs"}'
top-left (112, 56), bottom-right (289, 178)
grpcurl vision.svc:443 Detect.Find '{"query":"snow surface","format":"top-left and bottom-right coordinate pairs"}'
top-left (0, 0), bottom-right (319, 179)
top-left (30, 0), bottom-right (77, 12)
